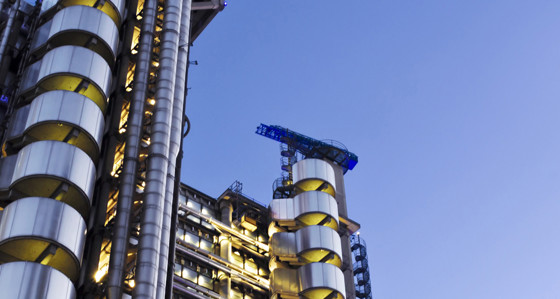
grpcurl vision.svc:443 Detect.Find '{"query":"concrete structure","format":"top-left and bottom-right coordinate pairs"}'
top-left (0, 0), bottom-right (225, 297)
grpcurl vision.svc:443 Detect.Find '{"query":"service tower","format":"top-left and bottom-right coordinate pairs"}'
top-left (256, 124), bottom-right (361, 299)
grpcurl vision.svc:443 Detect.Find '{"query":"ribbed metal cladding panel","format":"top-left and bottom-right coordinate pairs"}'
top-left (292, 158), bottom-right (336, 196)
top-left (0, 197), bottom-right (86, 281)
top-left (10, 140), bottom-right (95, 218)
top-left (298, 262), bottom-right (346, 299)
top-left (19, 45), bottom-right (112, 112)
top-left (23, 90), bottom-right (105, 160)
top-left (0, 262), bottom-right (76, 299)
top-left (295, 225), bottom-right (342, 260)
top-left (31, 6), bottom-right (120, 65)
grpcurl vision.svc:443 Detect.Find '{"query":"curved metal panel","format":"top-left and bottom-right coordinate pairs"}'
top-left (296, 225), bottom-right (342, 267)
top-left (269, 231), bottom-right (297, 260)
top-left (41, 0), bottom-right (125, 26)
top-left (293, 158), bottom-right (336, 197)
top-left (10, 141), bottom-right (95, 218)
top-left (0, 262), bottom-right (76, 299)
top-left (31, 6), bottom-right (119, 65)
top-left (298, 262), bottom-right (346, 299)
top-left (0, 197), bottom-right (86, 281)
top-left (270, 191), bottom-right (339, 230)
top-left (270, 268), bottom-right (299, 298)
top-left (270, 197), bottom-right (295, 222)
top-left (23, 90), bottom-right (105, 161)
top-left (19, 45), bottom-right (112, 112)
top-left (295, 191), bottom-right (339, 229)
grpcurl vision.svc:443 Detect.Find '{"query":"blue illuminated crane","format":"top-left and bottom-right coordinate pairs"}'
top-left (256, 123), bottom-right (359, 198)
top-left (255, 123), bottom-right (358, 172)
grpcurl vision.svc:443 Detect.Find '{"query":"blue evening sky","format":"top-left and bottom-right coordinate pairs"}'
top-left (181, 1), bottom-right (560, 298)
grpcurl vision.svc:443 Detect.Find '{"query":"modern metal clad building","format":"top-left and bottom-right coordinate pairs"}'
top-left (0, 0), bottom-right (225, 297)
top-left (0, 0), bottom-right (372, 297)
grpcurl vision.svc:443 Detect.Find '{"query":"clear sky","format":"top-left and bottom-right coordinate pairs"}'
top-left (181, 1), bottom-right (560, 298)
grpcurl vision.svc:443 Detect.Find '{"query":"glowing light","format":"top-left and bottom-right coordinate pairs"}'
top-left (128, 280), bottom-right (135, 288)
top-left (94, 268), bottom-right (107, 282)
top-left (224, 1), bottom-right (227, 6)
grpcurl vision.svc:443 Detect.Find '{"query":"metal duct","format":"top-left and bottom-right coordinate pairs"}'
top-left (156, 0), bottom-right (191, 297)
top-left (0, 0), bottom-right (20, 72)
top-left (133, 0), bottom-right (182, 295)
top-left (105, 0), bottom-right (158, 296)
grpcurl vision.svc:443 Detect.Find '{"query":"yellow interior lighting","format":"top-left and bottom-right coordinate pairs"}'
top-left (297, 213), bottom-right (338, 231)
top-left (38, 75), bottom-right (107, 113)
top-left (11, 177), bottom-right (90, 219)
top-left (301, 288), bottom-right (343, 299)
top-left (295, 179), bottom-right (335, 197)
top-left (119, 101), bottom-right (130, 134)
top-left (25, 123), bottom-right (99, 161)
top-left (61, 0), bottom-right (121, 26)
top-left (111, 153), bottom-right (125, 177)
top-left (300, 249), bottom-right (341, 268)
top-left (0, 239), bottom-right (80, 282)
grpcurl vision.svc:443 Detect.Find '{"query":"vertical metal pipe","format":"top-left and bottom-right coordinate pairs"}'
top-left (0, 0), bottom-right (20, 72)
top-left (164, 14), bottom-right (193, 298)
top-left (106, 0), bottom-right (158, 296)
top-left (156, 0), bottom-right (191, 297)
top-left (133, 0), bottom-right (182, 295)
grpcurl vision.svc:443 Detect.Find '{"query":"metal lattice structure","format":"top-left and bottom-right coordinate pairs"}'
top-left (351, 233), bottom-right (373, 299)
top-left (255, 123), bottom-right (358, 172)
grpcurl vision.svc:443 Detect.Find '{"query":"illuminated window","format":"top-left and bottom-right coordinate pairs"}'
top-left (199, 275), bottom-right (213, 289)
top-left (245, 258), bottom-right (258, 275)
top-left (176, 228), bottom-right (184, 240)
top-left (200, 238), bottom-right (212, 252)
top-left (183, 231), bottom-right (199, 247)
top-left (179, 194), bottom-right (186, 206)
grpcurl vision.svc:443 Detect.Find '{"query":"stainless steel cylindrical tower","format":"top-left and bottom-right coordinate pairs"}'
top-left (269, 158), bottom-right (347, 299)
top-left (0, 0), bottom-right (123, 296)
